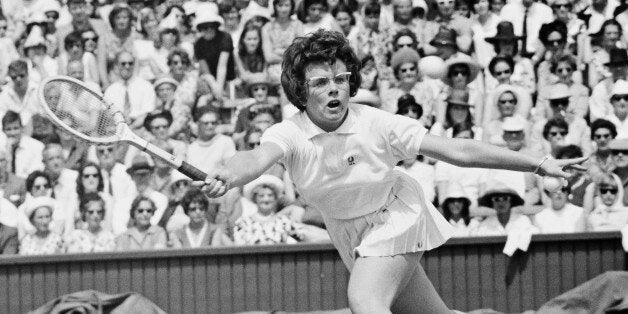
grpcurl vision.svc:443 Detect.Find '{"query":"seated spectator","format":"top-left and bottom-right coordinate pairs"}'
top-left (19, 196), bottom-right (63, 255)
top-left (0, 60), bottom-right (40, 136)
top-left (536, 117), bottom-right (570, 158)
top-left (170, 188), bottom-right (233, 248)
top-left (590, 48), bottom-right (628, 122)
top-left (534, 183), bottom-right (586, 234)
top-left (125, 110), bottom-right (187, 167)
top-left (605, 80), bottom-right (628, 139)
top-left (470, 182), bottom-right (538, 236)
top-left (557, 145), bottom-right (594, 210)
top-left (58, 31), bottom-right (99, 85)
top-left (17, 171), bottom-right (65, 239)
top-left (75, 162), bottom-right (115, 232)
top-left (1, 110), bottom-right (44, 180)
top-left (536, 21), bottom-right (571, 91)
top-left (430, 89), bottom-right (483, 140)
top-left (396, 94), bottom-right (423, 120)
top-left (23, 26), bottom-right (58, 83)
top-left (234, 24), bottom-right (266, 84)
top-left (234, 73), bottom-right (280, 133)
top-left (483, 86), bottom-right (531, 147)
top-left (609, 139), bottom-right (628, 206)
top-left (157, 171), bottom-right (193, 232)
top-left (186, 107), bottom-right (236, 174)
top-left (42, 143), bottom-right (79, 235)
top-left (588, 174), bottom-right (628, 231)
top-left (64, 193), bottom-right (116, 253)
top-left (300, 0), bottom-right (342, 35)
top-left (436, 54), bottom-right (483, 122)
top-left (441, 183), bottom-right (478, 237)
top-left (0, 146), bottom-right (26, 207)
top-left (115, 196), bottom-right (168, 251)
top-left (0, 205), bottom-right (17, 254)
top-left (126, 155), bottom-right (169, 227)
top-left (482, 56), bottom-right (533, 126)
top-left (587, 119), bottom-right (617, 181)
top-left (536, 55), bottom-right (588, 119)
top-left (153, 76), bottom-right (192, 138)
top-left (167, 49), bottom-right (199, 109)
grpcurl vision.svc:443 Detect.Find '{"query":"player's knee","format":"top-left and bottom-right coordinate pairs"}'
top-left (347, 288), bottom-right (391, 314)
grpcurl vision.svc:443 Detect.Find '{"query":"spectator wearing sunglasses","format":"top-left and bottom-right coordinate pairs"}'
top-left (587, 119), bottom-right (617, 180)
top-left (551, 0), bottom-right (584, 46)
top-left (64, 193), bottom-right (116, 253)
top-left (533, 180), bottom-right (586, 233)
top-left (540, 55), bottom-right (588, 119)
top-left (587, 173), bottom-right (628, 231)
top-left (608, 139), bottom-right (628, 206)
top-left (557, 145), bottom-right (594, 209)
top-left (157, 170), bottom-right (192, 232)
top-left (530, 84), bottom-right (592, 157)
top-left (233, 72), bottom-right (280, 138)
top-left (605, 80), bottom-right (628, 139)
top-left (483, 56), bottom-right (533, 126)
top-left (590, 48), bottom-right (628, 121)
top-left (536, 21), bottom-right (572, 92)
top-left (115, 195), bottom-right (168, 251)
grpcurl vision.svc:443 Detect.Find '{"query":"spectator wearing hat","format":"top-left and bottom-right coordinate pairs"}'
top-left (483, 56), bottom-right (534, 125)
top-left (194, 6), bottom-right (236, 100)
top-left (587, 20), bottom-right (624, 89)
top-left (125, 155), bottom-right (169, 231)
top-left (483, 87), bottom-right (531, 147)
top-left (499, 0), bottom-right (553, 58)
top-left (583, 0), bottom-right (620, 36)
top-left (534, 179), bottom-right (586, 234)
top-left (432, 0), bottom-right (472, 53)
top-left (19, 196), bottom-right (63, 255)
top-left (440, 182), bottom-right (479, 237)
top-left (587, 119), bottom-right (617, 180)
top-left (379, 47), bottom-right (436, 125)
top-left (485, 21), bottom-right (536, 95)
top-left (537, 54), bottom-right (589, 119)
top-left (590, 48), bottom-right (628, 121)
top-left (97, 4), bottom-right (143, 87)
top-left (156, 170), bottom-right (193, 232)
top-left (233, 72), bottom-right (280, 137)
top-left (115, 195), bottom-right (168, 251)
top-left (170, 187), bottom-right (233, 248)
top-left (437, 53), bottom-right (483, 123)
top-left (604, 80), bottom-right (628, 139)
top-left (428, 26), bottom-right (459, 61)
top-left (431, 89), bottom-right (483, 140)
top-left (16, 171), bottom-right (64, 239)
top-left (55, 0), bottom-right (108, 56)
top-left (587, 173), bottom-right (628, 231)
top-left (0, 59), bottom-right (42, 135)
top-left (536, 21), bottom-right (573, 91)
top-left (23, 25), bottom-right (58, 84)
top-left (469, 181), bottom-right (538, 236)
top-left (470, 0), bottom-right (501, 69)
top-left (0, 17), bottom-right (19, 84)
top-left (530, 83), bottom-right (592, 157)
top-left (609, 138), bottom-right (628, 206)
top-left (153, 76), bottom-right (192, 138)
top-left (103, 51), bottom-right (157, 130)
top-left (186, 106), bottom-right (236, 174)
top-left (166, 49), bottom-right (199, 109)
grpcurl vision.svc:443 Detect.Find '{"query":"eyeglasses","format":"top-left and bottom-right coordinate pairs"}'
top-left (248, 141), bottom-right (261, 149)
top-left (504, 131), bottom-right (524, 139)
top-left (175, 180), bottom-right (190, 188)
top-left (547, 187), bottom-right (570, 194)
top-left (82, 36), bottom-right (99, 42)
top-left (594, 133), bottom-right (612, 140)
top-left (494, 69), bottom-right (511, 76)
top-left (151, 124), bottom-right (169, 130)
top-left (252, 86), bottom-right (268, 92)
top-left (491, 195), bottom-right (511, 202)
top-left (119, 61), bottom-right (134, 67)
top-left (188, 205), bottom-right (207, 212)
top-left (97, 147), bottom-right (114, 154)
top-left (611, 95), bottom-right (628, 102)
top-left (450, 69), bottom-right (469, 77)
top-left (550, 99), bottom-right (569, 107)
top-left (198, 120), bottom-right (218, 126)
top-left (33, 183), bottom-right (51, 190)
top-left (396, 43), bottom-right (413, 49)
top-left (611, 150), bottom-right (628, 156)
top-left (556, 67), bottom-right (572, 73)
top-left (547, 38), bottom-right (565, 46)
top-left (399, 67), bottom-right (416, 73)
top-left (552, 3), bottom-right (572, 9)
top-left (306, 72), bottom-right (351, 90)
top-left (549, 131), bottom-right (568, 137)
top-left (499, 99), bottom-right (516, 105)
top-left (9, 74), bottom-right (26, 80)
top-left (600, 188), bottom-right (618, 195)
top-left (136, 208), bottom-right (154, 214)
top-left (82, 173), bottom-right (98, 179)
top-left (87, 210), bottom-right (104, 215)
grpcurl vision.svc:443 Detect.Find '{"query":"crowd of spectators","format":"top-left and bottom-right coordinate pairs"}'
top-left (0, 0), bottom-right (628, 255)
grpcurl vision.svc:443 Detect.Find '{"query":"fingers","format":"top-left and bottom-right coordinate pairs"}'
top-left (197, 174), bottom-right (229, 198)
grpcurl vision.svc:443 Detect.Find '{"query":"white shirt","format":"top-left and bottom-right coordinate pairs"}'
top-left (0, 81), bottom-right (41, 129)
top-left (100, 163), bottom-right (137, 235)
top-left (534, 203), bottom-right (586, 234)
top-left (262, 104), bottom-right (428, 219)
top-left (0, 135), bottom-right (45, 179)
top-left (0, 37), bottom-right (19, 79)
top-left (50, 168), bottom-right (79, 235)
top-left (604, 114), bottom-right (628, 139)
top-left (186, 134), bottom-right (236, 174)
top-left (103, 77), bottom-right (156, 120)
top-left (469, 213), bottom-right (538, 236)
top-left (590, 79), bottom-right (613, 122)
top-left (471, 13), bottom-right (501, 68)
top-left (449, 218), bottom-right (480, 237)
top-left (435, 161), bottom-right (487, 210)
top-left (584, 0), bottom-right (620, 34)
top-left (499, 2), bottom-right (554, 54)
top-left (588, 204), bottom-right (628, 231)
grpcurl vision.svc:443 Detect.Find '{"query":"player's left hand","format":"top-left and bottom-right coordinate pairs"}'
top-left (538, 156), bottom-right (588, 178)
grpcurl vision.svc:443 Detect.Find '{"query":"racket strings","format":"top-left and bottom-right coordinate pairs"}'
top-left (42, 80), bottom-right (118, 141)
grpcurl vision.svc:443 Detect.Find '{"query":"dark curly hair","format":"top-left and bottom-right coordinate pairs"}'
top-left (76, 162), bottom-right (104, 200)
top-left (79, 192), bottom-right (105, 221)
top-left (590, 119), bottom-right (617, 140)
top-left (488, 55), bottom-right (515, 77)
top-left (281, 30), bottom-right (361, 110)
top-left (167, 48), bottom-right (191, 67)
top-left (25, 170), bottom-right (51, 193)
top-left (129, 195), bottom-right (156, 220)
top-left (108, 5), bottom-right (134, 31)
top-left (181, 187), bottom-right (210, 215)
top-left (550, 54), bottom-right (577, 74)
top-left (542, 117), bottom-right (569, 140)
top-left (392, 28), bottom-right (418, 51)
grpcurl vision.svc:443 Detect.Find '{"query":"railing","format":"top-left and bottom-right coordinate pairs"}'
top-left (0, 232), bottom-right (625, 314)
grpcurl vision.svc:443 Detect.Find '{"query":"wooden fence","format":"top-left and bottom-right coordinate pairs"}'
top-left (0, 232), bottom-right (624, 313)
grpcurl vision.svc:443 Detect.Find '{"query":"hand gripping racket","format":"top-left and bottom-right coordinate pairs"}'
top-left (38, 76), bottom-right (207, 181)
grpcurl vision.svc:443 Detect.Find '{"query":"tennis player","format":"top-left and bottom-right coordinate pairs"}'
top-left (201, 30), bottom-right (586, 313)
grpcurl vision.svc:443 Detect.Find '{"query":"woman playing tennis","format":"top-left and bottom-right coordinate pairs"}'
top-left (201, 30), bottom-right (586, 313)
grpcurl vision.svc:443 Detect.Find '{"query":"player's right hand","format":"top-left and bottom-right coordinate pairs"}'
top-left (196, 170), bottom-right (231, 198)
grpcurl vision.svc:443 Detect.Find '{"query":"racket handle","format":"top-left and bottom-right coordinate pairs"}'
top-left (178, 161), bottom-right (208, 181)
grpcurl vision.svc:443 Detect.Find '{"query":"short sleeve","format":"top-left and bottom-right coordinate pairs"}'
top-left (260, 120), bottom-right (296, 158)
top-left (383, 114), bottom-right (428, 160)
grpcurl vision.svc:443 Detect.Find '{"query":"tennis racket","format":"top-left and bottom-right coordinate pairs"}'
top-left (38, 75), bottom-right (207, 181)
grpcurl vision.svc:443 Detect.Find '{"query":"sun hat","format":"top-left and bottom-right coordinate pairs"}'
top-left (24, 196), bottom-right (56, 220)
top-left (502, 116), bottom-right (526, 132)
top-left (153, 76), bottom-right (179, 90)
top-left (478, 181), bottom-right (524, 208)
top-left (245, 72), bottom-right (272, 92)
top-left (23, 26), bottom-right (47, 49)
top-left (193, 8), bottom-right (224, 29)
top-left (446, 89), bottom-right (471, 106)
top-left (126, 155), bottom-right (155, 175)
top-left (442, 183), bottom-right (471, 209)
top-left (548, 83), bottom-right (571, 100)
top-left (485, 21), bottom-right (523, 44)
top-left (604, 48), bottom-right (628, 67)
top-left (242, 175), bottom-right (285, 202)
top-left (390, 47), bottom-right (421, 70)
top-left (440, 53), bottom-right (481, 86)
top-left (611, 80), bottom-right (628, 97)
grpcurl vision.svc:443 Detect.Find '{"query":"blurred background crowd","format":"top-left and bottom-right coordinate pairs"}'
top-left (0, 0), bottom-right (627, 255)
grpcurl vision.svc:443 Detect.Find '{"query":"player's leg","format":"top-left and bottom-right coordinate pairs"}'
top-left (346, 252), bottom-right (422, 314)
top-left (390, 262), bottom-right (452, 314)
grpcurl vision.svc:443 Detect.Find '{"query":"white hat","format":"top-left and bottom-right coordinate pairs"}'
top-left (153, 76), bottom-right (179, 90)
top-left (548, 83), bottom-right (571, 100)
top-left (24, 196), bottom-right (56, 220)
top-left (611, 80), bottom-right (628, 97)
top-left (183, 1), bottom-right (199, 15)
top-left (23, 26), bottom-right (47, 49)
top-left (502, 116), bottom-right (526, 132)
top-left (413, 0), bottom-right (428, 13)
top-left (242, 175), bottom-right (285, 202)
top-left (440, 53), bottom-right (481, 86)
top-left (26, 11), bottom-right (47, 25)
top-left (241, 2), bottom-right (272, 24)
top-left (39, 0), bottom-right (62, 14)
top-left (159, 11), bottom-right (179, 30)
top-left (443, 182), bottom-right (470, 203)
top-left (193, 9), bottom-right (224, 29)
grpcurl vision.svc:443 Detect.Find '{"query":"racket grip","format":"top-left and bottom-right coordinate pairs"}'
top-left (178, 161), bottom-right (208, 181)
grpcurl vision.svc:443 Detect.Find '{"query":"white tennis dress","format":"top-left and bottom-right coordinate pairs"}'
top-left (261, 104), bottom-right (453, 270)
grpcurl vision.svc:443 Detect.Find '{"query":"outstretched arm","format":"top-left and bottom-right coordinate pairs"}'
top-left (200, 142), bottom-right (285, 197)
top-left (419, 134), bottom-right (586, 178)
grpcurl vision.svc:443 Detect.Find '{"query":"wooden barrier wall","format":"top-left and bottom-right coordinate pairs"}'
top-left (0, 232), bottom-right (624, 314)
